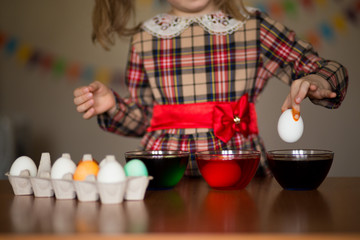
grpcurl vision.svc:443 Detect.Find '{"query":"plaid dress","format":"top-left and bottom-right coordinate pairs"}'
top-left (98, 10), bottom-right (348, 176)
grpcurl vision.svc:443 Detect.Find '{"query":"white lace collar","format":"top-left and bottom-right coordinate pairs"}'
top-left (142, 9), bottom-right (252, 39)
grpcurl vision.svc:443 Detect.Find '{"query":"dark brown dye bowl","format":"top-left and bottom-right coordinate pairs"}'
top-left (267, 149), bottom-right (334, 190)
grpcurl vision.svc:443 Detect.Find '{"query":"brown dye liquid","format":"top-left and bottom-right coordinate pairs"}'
top-left (268, 157), bottom-right (333, 190)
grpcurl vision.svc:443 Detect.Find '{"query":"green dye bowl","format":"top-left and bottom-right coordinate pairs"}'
top-left (125, 151), bottom-right (190, 189)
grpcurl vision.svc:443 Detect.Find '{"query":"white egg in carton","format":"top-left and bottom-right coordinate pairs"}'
top-left (5, 153), bottom-right (153, 204)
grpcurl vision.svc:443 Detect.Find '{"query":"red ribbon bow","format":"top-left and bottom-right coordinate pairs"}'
top-left (213, 94), bottom-right (258, 143)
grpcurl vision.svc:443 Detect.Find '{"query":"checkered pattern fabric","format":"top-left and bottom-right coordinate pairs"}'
top-left (98, 10), bottom-right (348, 176)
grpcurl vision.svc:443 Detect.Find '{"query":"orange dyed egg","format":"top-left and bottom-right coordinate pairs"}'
top-left (73, 154), bottom-right (99, 181)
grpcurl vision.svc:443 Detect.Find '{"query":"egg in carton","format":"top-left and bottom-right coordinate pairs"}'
top-left (96, 155), bottom-right (127, 204)
top-left (51, 153), bottom-right (77, 199)
top-left (74, 175), bottom-right (99, 202)
top-left (73, 154), bottom-right (100, 202)
top-left (7, 152), bottom-right (152, 203)
top-left (124, 159), bottom-right (153, 201)
top-left (5, 155), bottom-right (36, 195)
top-left (76, 155), bottom-right (152, 204)
top-left (125, 176), bottom-right (153, 201)
top-left (6, 153), bottom-right (53, 196)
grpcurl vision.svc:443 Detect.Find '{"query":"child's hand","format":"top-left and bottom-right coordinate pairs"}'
top-left (73, 81), bottom-right (116, 119)
top-left (281, 75), bottom-right (337, 120)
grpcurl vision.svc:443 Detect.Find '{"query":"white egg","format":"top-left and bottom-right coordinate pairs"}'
top-left (51, 155), bottom-right (77, 179)
top-left (9, 156), bottom-right (37, 177)
top-left (277, 109), bottom-right (304, 143)
top-left (97, 156), bottom-right (126, 183)
top-left (99, 155), bottom-right (115, 168)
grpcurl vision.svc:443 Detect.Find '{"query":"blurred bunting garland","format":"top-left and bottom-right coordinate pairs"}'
top-left (0, 0), bottom-right (359, 84)
top-left (0, 30), bottom-right (125, 85)
top-left (251, 0), bottom-right (360, 48)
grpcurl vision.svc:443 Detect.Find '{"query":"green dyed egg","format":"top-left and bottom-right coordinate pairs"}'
top-left (124, 159), bottom-right (148, 177)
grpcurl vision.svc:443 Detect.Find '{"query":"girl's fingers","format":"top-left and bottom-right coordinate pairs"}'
top-left (73, 81), bottom-right (105, 119)
top-left (307, 83), bottom-right (336, 99)
top-left (328, 91), bottom-right (337, 98)
top-left (88, 81), bottom-right (101, 92)
top-left (281, 94), bottom-right (292, 112)
top-left (76, 99), bottom-right (94, 113)
top-left (74, 81), bottom-right (100, 98)
top-left (73, 86), bottom-right (90, 97)
top-left (315, 88), bottom-right (336, 99)
top-left (83, 108), bottom-right (95, 119)
top-left (74, 92), bottom-right (93, 105)
top-left (294, 81), bottom-right (311, 104)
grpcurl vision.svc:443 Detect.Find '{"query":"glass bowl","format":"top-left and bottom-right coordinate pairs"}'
top-left (125, 150), bottom-right (189, 189)
top-left (267, 149), bottom-right (334, 190)
top-left (195, 150), bottom-right (260, 190)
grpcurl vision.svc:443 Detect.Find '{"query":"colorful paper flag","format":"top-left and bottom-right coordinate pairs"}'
top-left (66, 63), bottom-right (81, 81)
top-left (333, 14), bottom-right (347, 33)
top-left (81, 66), bottom-right (95, 83)
top-left (346, 7), bottom-right (358, 25)
top-left (27, 50), bottom-right (42, 67)
top-left (254, 3), bottom-right (267, 13)
top-left (305, 30), bottom-right (321, 49)
top-left (0, 32), bottom-right (6, 49)
top-left (53, 58), bottom-right (66, 77)
top-left (300, 0), bottom-right (314, 10)
top-left (319, 22), bottom-right (334, 41)
top-left (16, 43), bottom-right (32, 64)
top-left (315, 0), bottom-right (328, 8)
top-left (5, 37), bottom-right (17, 55)
top-left (283, 0), bottom-right (298, 18)
top-left (41, 54), bottom-right (54, 72)
top-left (269, 2), bottom-right (284, 19)
top-left (95, 68), bottom-right (111, 84)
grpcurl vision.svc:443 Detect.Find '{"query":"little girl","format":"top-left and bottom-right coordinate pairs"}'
top-left (73, 0), bottom-right (348, 176)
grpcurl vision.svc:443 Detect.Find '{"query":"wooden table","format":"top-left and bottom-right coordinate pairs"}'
top-left (0, 177), bottom-right (359, 239)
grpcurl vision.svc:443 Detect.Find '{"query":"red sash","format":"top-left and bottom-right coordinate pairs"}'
top-left (147, 94), bottom-right (259, 143)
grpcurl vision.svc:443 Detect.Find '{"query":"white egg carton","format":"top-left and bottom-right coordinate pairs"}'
top-left (6, 153), bottom-right (153, 204)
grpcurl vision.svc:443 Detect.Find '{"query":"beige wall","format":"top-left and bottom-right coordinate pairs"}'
top-left (0, 0), bottom-right (359, 177)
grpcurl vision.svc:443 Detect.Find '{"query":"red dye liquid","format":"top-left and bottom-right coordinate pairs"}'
top-left (197, 156), bottom-right (260, 190)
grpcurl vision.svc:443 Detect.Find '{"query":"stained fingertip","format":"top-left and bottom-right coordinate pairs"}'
top-left (291, 107), bottom-right (300, 121)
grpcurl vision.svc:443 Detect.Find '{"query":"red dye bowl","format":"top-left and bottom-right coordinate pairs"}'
top-left (195, 150), bottom-right (260, 190)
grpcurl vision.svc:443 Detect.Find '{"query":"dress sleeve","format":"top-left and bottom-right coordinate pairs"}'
top-left (97, 42), bottom-right (154, 137)
top-left (257, 11), bottom-right (348, 109)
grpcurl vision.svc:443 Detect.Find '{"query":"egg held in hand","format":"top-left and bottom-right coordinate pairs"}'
top-left (277, 109), bottom-right (304, 143)
top-left (124, 159), bottom-right (148, 177)
top-left (97, 155), bottom-right (126, 183)
top-left (73, 154), bottom-right (99, 181)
